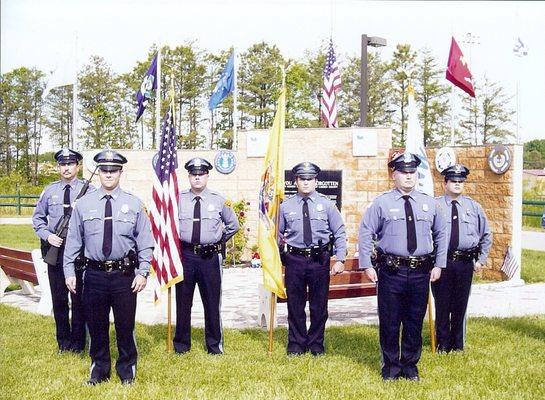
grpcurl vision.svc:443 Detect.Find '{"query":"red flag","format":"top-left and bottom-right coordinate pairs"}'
top-left (446, 37), bottom-right (475, 97)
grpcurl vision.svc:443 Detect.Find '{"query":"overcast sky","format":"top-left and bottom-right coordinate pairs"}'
top-left (2, 0), bottom-right (544, 142)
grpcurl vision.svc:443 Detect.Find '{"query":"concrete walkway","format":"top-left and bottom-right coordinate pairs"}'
top-left (1, 268), bottom-right (544, 329)
top-left (521, 230), bottom-right (545, 251)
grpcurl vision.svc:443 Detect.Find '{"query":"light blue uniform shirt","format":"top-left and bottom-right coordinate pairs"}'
top-left (178, 187), bottom-right (239, 244)
top-left (32, 178), bottom-right (94, 241)
top-left (358, 188), bottom-right (448, 269)
top-left (436, 194), bottom-right (492, 264)
top-left (63, 186), bottom-right (154, 278)
top-left (278, 191), bottom-right (347, 261)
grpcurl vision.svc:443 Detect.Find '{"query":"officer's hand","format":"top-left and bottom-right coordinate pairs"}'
top-left (430, 267), bottom-right (442, 282)
top-left (474, 261), bottom-right (483, 273)
top-left (330, 261), bottom-right (345, 276)
top-left (65, 277), bottom-right (76, 294)
top-left (132, 274), bottom-right (147, 293)
top-left (364, 268), bottom-right (378, 283)
top-left (47, 234), bottom-right (63, 247)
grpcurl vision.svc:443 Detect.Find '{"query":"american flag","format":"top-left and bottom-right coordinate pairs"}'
top-left (500, 246), bottom-right (520, 280)
top-left (320, 39), bottom-right (342, 128)
top-left (150, 99), bottom-right (184, 302)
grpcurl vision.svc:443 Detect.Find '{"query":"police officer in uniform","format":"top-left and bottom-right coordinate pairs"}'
top-left (278, 162), bottom-right (346, 356)
top-left (32, 148), bottom-right (92, 353)
top-left (64, 150), bottom-right (153, 385)
top-left (358, 152), bottom-right (447, 381)
top-left (174, 157), bottom-right (239, 355)
top-left (432, 164), bottom-right (492, 353)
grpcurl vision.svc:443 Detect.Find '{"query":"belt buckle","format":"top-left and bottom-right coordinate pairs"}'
top-left (408, 257), bottom-right (418, 269)
top-left (104, 260), bottom-right (114, 272)
top-left (304, 248), bottom-right (312, 257)
top-left (193, 245), bottom-right (201, 255)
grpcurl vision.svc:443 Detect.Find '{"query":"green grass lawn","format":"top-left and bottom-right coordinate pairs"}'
top-left (522, 249), bottom-right (545, 283)
top-left (0, 304), bottom-right (544, 399)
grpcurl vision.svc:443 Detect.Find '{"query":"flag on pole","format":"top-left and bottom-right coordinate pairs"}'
top-left (209, 52), bottom-right (235, 110)
top-left (42, 61), bottom-right (75, 100)
top-left (446, 37), bottom-right (475, 98)
top-left (405, 86), bottom-right (434, 196)
top-left (136, 53), bottom-right (158, 122)
top-left (513, 37), bottom-right (529, 57)
top-left (320, 39), bottom-right (342, 128)
top-left (501, 246), bottom-right (520, 280)
top-left (258, 87), bottom-right (287, 299)
top-left (150, 96), bottom-right (184, 303)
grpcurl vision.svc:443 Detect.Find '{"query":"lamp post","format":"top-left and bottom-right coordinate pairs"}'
top-left (360, 34), bottom-right (387, 127)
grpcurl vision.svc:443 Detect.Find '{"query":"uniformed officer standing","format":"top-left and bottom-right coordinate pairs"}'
top-left (278, 162), bottom-right (346, 356)
top-left (64, 150), bottom-right (153, 385)
top-left (358, 152), bottom-right (447, 381)
top-left (432, 164), bottom-right (492, 353)
top-left (174, 157), bottom-right (239, 355)
top-left (32, 148), bottom-right (92, 353)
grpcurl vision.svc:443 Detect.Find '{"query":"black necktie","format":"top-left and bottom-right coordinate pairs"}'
top-left (191, 196), bottom-right (201, 244)
top-left (63, 185), bottom-right (71, 216)
top-left (302, 198), bottom-right (312, 247)
top-left (450, 200), bottom-right (460, 250)
top-left (402, 195), bottom-right (417, 254)
top-left (102, 195), bottom-right (113, 258)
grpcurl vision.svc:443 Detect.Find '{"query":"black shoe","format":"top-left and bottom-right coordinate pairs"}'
top-left (86, 377), bottom-right (108, 386)
top-left (121, 378), bottom-right (135, 385)
top-left (436, 346), bottom-right (450, 354)
top-left (287, 351), bottom-right (305, 357)
top-left (382, 376), bottom-right (399, 382)
top-left (405, 375), bottom-right (420, 382)
top-left (310, 350), bottom-right (325, 357)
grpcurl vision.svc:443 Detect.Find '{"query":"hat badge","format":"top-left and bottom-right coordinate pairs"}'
top-left (403, 152), bottom-right (412, 163)
top-left (61, 148), bottom-right (70, 157)
top-left (105, 150), bottom-right (114, 161)
top-left (454, 165), bottom-right (463, 173)
top-left (194, 158), bottom-right (202, 167)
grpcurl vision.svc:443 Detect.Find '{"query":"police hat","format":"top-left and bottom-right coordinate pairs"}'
top-left (441, 164), bottom-right (470, 182)
top-left (93, 149), bottom-right (127, 172)
top-left (388, 152), bottom-right (421, 172)
top-left (54, 148), bottom-right (83, 164)
top-left (292, 162), bottom-right (321, 179)
top-left (184, 157), bottom-right (213, 175)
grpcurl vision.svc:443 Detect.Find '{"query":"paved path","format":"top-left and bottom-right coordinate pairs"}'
top-left (1, 268), bottom-right (544, 329)
top-left (521, 230), bottom-right (545, 251)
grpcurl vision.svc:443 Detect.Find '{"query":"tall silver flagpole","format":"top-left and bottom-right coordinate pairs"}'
top-left (72, 33), bottom-right (79, 149)
top-left (156, 46), bottom-right (162, 150)
top-left (232, 48), bottom-right (238, 151)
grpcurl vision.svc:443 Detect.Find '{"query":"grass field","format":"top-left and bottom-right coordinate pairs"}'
top-left (0, 304), bottom-right (544, 399)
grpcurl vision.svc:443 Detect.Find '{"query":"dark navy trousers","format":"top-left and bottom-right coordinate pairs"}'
top-left (284, 252), bottom-right (330, 354)
top-left (48, 260), bottom-right (86, 352)
top-left (174, 251), bottom-right (223, 354)
top-left (377, 264), bottom-right (430, 379)
top-left (432, 259), bottom-right (473, 352)
top-left (83, 269), bottom-right (137, 381)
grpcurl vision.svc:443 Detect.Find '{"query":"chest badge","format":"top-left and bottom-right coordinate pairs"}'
top-left (207, 204), bottom-right (215, 212)
top-left (316, 203), bottom-right (324, 212)
top-left (422, 203), bottom-right (429, 212)
top-left (121, 204), bottom-right (129, 213)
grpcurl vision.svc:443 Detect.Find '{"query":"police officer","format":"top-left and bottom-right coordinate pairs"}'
top-left (278, 162), bottom-right (346, 356)
top-left (358, 152), bottom-right (447, 381)
top-left (32, 148), bottom-right (91, 353)
top-left (432, 164), bottom-right (492, 353)
top-left (64, 150), bottom-right (153, 385)
top-left (174, 157), bottom-right (239, 355)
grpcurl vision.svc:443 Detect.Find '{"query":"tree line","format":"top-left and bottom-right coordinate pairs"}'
top-left (0, 40), bottom-right (516, 182)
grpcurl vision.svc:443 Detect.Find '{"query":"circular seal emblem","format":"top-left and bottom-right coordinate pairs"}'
top-left (435, 147), bottom-right (456, 173)
top-left (214, 150), bottom-right (236, 174)
top-left (488, 145), bottom-right (511, 175)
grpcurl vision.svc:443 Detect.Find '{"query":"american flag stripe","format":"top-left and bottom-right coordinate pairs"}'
top-left (500, 246), bottom-right (520, 280)
top-left (321, 39), bottom-right (342, 128)
top-left (150, 100), bottom-right (184, 303)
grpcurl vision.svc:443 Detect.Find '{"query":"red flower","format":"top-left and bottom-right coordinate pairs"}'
top-left (239, 211), bottom-right (245, 217)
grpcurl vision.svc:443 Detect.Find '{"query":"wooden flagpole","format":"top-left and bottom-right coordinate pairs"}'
top-left (167, 287), bottom-right (173, 352)
top-left (428, 286), bottom-right (436, 353)
top-left (268, 195), bottom-right (282, 356)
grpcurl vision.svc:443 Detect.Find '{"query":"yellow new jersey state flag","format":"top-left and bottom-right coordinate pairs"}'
top-left (258, 87), bottom-right (287, 299)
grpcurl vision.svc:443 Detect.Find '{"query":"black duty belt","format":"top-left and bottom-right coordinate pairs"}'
top-left (448, 246), bottom-right (480, 262)
top-left (84, 254), bottom-right (136, 273)
top-left (377, 251), bottom-right (434, 269)
top-left (286, 244), bottom-right (330, 258)
top-left (181, 242), bottom-right (222, 256)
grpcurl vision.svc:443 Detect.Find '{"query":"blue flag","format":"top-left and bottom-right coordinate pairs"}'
top-left (136, 54), bottom-right (158, 122)
top-left (208, 52), bottom-right (235, 110)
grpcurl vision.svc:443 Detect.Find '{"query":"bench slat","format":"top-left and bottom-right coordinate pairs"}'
top-left (0, 246), bottom-right (34, 261)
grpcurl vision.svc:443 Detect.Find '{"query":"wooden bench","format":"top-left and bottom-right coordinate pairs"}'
top-left (0, 246), bottom-right (53, 315)
top-left (0, 246), bottom-right (38, 296)
top-left (258, 257), bottom-right (376, 327)
top-left (276, 258), bottom-right (376, 302)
